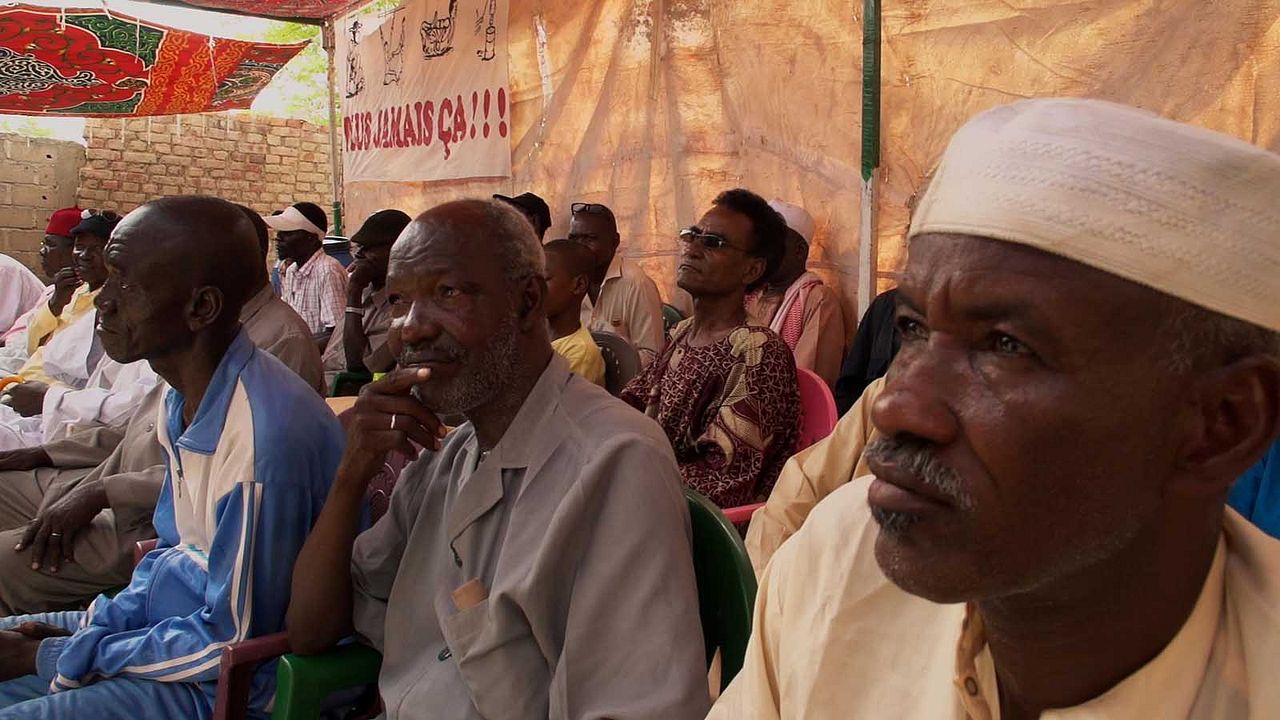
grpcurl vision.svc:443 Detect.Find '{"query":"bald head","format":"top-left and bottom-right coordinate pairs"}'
top-left (127, 196), bottom-right (263, 315)
top-left (96, 196), bottom-right (262, 367)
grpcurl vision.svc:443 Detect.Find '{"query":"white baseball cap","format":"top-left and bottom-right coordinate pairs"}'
top-left (263, 206), bottom-right (325, 239)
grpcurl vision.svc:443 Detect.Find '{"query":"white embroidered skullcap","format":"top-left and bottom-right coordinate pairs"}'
top-left (909, 97), bottom-right (1280, 332)
top-left (768, 200), bottom-right (816, 245)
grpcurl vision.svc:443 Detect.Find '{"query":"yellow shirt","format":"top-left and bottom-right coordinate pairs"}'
top-left (744, 376), bottom-right (884, 575)
top-left (19, 285), bottom-right (100, 384)
top-left (551, 324), bottom-right (606, 387)
top-left (710, 476), bottom-right (1280, 719)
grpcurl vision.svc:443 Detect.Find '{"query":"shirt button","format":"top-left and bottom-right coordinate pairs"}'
top-left (964, 677), bottom-right (979, 696)
top-left (438, 646), bottom-right (452, 661)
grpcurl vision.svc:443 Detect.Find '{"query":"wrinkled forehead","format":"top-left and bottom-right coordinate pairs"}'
top-left (388, 225), bottom-right (494, 283)
top-left (903, 233), bottom-right (1175, 335)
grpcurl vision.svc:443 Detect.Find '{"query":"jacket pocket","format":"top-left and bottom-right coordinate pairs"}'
top-left (440, 598), bottom-right (550, 720)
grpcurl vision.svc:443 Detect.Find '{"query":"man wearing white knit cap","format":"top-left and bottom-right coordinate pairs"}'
top-left (708, 98), bottom-right (1280, 719)
top-left (744, 200), bottom-right (847, 387)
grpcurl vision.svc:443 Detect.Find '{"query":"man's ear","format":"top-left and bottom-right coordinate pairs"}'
top-left (570, 272), bottom-right (588, 297)
top-left (1174, 355), bottom-right (1280, 498)
top-left (187, 286), bottom-right (225, 333)
top-left (517, 274), bottom-right (547, 330)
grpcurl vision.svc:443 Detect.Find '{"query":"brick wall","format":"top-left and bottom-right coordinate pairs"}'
top-left (79, 113), bottom-right (337, 224)
top-left (0, 134), bottom-right (84, 273)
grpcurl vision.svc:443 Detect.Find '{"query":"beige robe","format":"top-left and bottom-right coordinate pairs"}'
top-left (351, 354), bottom-right (710, 719)
top-left (744, 376), bottom-right (884, 575)
top-left (712, 476), bottom-right (1280, 719)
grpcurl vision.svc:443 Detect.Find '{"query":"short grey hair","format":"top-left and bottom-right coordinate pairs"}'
top-left (1162, 297), bottom-right (1280, 373)
top-left (482, 199), bottom-right (545, 282)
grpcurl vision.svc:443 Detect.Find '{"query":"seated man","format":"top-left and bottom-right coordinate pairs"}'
top-left (0, 205), bottom-right (326, 616)
top-left (0, 212), bottom-right (160, 452)
top-left (0, 210), bottom-right (77, 368)
top-left (1, 207), bottom-right (110, 381)
top-left (322, 209), bottom-right (410, 388)
top-left (568, 201), bottom-right (666, 366)
top-left (494, 191), bottom-right (552, 240)
top-left (266, 201), bottom-right (347, 350)
top-left (286, 199), bottom-right (709, 719)
top-left (744, 200), bottom-right (846, 388)
top-left (0, 196), bottom-right (343, 718)
top-left (709, 99), bottom-right (1280, 718)
top-left (0, 255), bottom-right (43, 337)
top-left (542, 239), bottom-right (606, 386)
top-left (14, 210), bottom-right (121, 386)
top-left (621, 190), bottom-right (800, 508)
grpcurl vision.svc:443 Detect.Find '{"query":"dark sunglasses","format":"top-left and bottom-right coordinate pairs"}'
top-left (571, 202), bottom-right (611, 216)
top-left (678, 227), bottom-right (746, 252)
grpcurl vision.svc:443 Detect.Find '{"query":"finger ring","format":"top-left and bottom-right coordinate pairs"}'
top-left (390, 414), bottom-right (398, 431)
top-left (49, 532), bottom-right (62, 538)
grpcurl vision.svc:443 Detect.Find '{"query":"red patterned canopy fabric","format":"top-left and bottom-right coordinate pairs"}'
top-left (0, 5), bottom-right (308, 117)
top-left (169, 1), bottom-right (369, 20)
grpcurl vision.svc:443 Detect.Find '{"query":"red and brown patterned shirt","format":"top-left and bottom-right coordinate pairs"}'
top-left (621, 321), bottom-right (800, 508)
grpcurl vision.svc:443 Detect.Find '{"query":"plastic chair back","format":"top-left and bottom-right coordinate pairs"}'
top-left (796, 366), bottom-right (838, 450)
top-left (662, 303), bottom-right (685, 336)
top-left (685, 487), bottom-right (758, 692)
top-left (591, 330), bottom-right (641, 396)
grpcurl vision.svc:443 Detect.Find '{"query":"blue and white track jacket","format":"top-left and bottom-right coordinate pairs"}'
top-left (36, 330), bottom-right (345, 713)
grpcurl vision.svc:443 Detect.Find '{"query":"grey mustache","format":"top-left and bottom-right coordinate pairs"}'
top-left (865, 436), bottom-right (972, 510)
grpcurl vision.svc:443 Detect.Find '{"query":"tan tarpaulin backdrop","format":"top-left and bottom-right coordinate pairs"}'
top-left (343, 0), bottom-right (1280, 336)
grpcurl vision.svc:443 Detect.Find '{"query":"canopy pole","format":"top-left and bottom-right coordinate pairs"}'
top-left (857, 0), bottom-right (881, 318)
top-left (323, 19), bottom-right (344, 236)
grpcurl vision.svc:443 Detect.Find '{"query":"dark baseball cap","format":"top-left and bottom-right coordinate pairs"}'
top-left (493, 192), bottom-right (552, 230)
top-left (70, 210), bottom-right (122, 239)
top-left (351, 209), bottom-right (412, 247)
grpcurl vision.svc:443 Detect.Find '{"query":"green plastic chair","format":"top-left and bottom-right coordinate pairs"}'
top-left (270, 488), bottom-right (757, 718)
top-left (329, 370), bottom-right (373, 398)
top-left (662, 303), bottom-right (685, 336)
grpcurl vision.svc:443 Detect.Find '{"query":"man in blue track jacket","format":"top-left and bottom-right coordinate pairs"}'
top-left (0, 196), bottom-right (344, 719)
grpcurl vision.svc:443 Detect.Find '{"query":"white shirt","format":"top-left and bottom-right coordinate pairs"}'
top-left (0, 254), bottom-right (45, 336)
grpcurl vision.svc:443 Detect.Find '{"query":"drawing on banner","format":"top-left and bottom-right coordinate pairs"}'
top-left (340, 0), bottom-right (510, 183)
top-left (380, 14), bottom-right (407, 85)
top-left (345, 19), bottom-right (365, 98)
top-left (421, 0), bottom-right (458, 59)
top-left (475, 0), bottom-right (496, 61)
top-left (0, 47), bottom-right (101, 95)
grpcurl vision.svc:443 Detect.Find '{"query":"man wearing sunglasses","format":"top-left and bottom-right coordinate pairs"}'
top-left (619, 189), bottom-right (800, 508)
top-left (567, 202), bottom-right (665, 367)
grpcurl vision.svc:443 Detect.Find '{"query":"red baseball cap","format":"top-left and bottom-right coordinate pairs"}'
top-left (45, 207), bottom-right (82, 238)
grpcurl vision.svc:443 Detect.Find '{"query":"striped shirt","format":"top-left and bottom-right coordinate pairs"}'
top-left (281, 249), bottom-right (348, 334)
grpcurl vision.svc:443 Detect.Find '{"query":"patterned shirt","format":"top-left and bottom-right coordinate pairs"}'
top-left (281, 249), bottom-right (348, 335)
top-left (621, 321), bottom-right (800, 507)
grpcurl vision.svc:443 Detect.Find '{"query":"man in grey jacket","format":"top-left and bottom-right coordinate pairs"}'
top-left (286, 199), bottom-right (710, 719)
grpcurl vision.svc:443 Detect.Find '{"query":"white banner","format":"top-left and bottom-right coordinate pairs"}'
top-left (339, 0), bottom-right (511, 183)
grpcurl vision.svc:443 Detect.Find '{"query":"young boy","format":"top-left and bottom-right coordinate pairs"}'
top-left (542, 239), bottom-right (606, 387)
